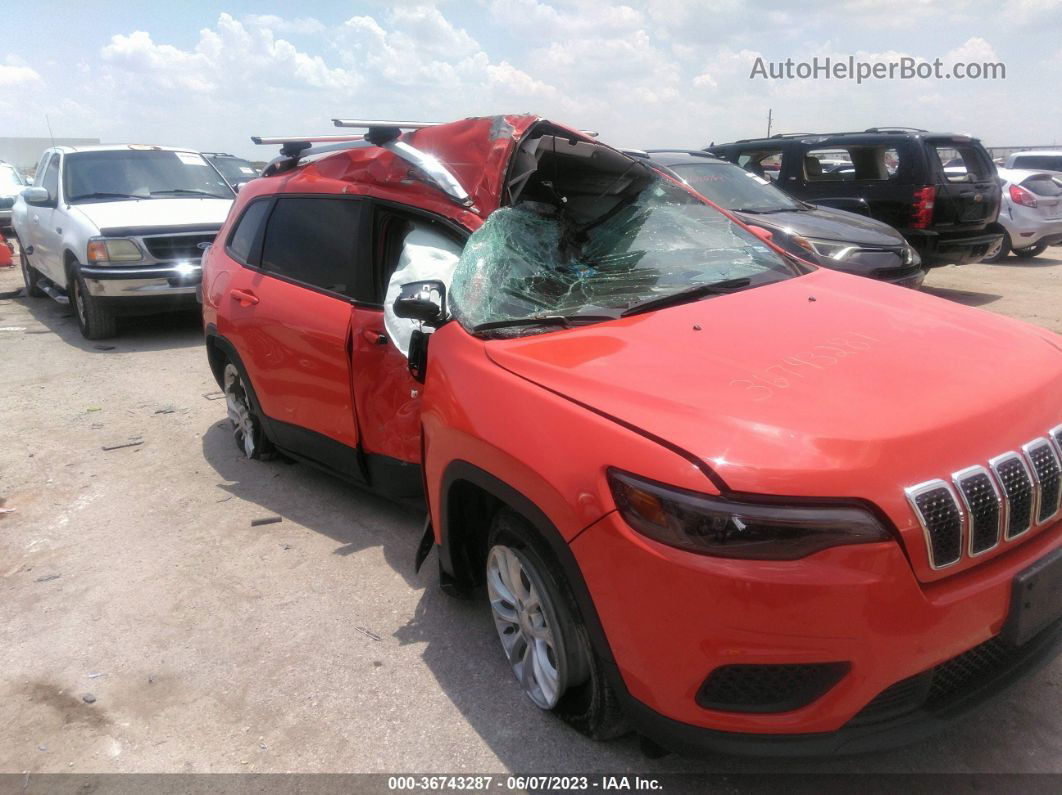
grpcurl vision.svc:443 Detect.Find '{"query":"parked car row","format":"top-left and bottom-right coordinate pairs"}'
top-left (9, 116), bottom-right (1062, 759)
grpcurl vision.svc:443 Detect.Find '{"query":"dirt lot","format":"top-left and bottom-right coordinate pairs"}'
top-left (1, 251), bottom-right (1060, 775)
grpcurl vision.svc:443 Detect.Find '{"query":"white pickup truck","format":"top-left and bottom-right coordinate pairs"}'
top-left (12, 144), bottom-right (235, 339)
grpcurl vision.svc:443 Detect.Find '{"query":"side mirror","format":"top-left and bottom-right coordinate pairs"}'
top-left (22, 186), bottom-right (51, 206)
top-left (393, 280), bottom-right (448, 327)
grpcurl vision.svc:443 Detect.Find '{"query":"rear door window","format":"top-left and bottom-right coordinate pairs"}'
top-left (260, 197), bottom-right (368, 299)
top-left (803, 147), bottom-right (900, 182)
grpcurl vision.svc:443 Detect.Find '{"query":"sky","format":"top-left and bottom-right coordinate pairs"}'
top-left (2, 0), bottom-right (1061, 160)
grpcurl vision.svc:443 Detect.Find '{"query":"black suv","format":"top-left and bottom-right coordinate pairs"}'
top-left (708, 129), bottom-right (1002, 267)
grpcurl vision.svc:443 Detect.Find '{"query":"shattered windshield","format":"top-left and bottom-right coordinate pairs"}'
top-left (449, 175), bottom-right (802, 334)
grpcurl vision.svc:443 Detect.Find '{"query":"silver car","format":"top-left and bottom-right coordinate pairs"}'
top-left (0, 160), bottom-right (27, 229)
top-left (984, 167), bottom-right (1062, 261)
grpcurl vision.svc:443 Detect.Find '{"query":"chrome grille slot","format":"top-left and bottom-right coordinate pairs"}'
top-left (906, 481), bottom-right (963, 569)
top-left (142, 233), bottom-right (217, 262)
top-left (1023, 439), bottom-right (1061, 525)
top-left (952, 467), bottom-right (1001, 555)
top-left (990, 453), bottom-right (1034, 539)
top-left (1050, 425), bottom-right (1062, 456)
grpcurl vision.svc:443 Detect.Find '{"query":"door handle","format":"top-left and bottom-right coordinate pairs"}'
top-left (362, 328), bottom-right (387, 345)
top-left (230, 289), bottom-right (259, 306)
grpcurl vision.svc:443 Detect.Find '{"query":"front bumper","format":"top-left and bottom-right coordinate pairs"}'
top-left (80, 263), bottom-right (202, 298)
top-left (571, 509), bottom-right (1061, 754)
top-left (903, 229), bottom-right (1003, 266)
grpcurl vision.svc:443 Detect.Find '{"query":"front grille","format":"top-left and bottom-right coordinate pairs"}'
top-left (992, 454), bottom-right (1034, 539)
top-left (696, 662), bottom-right (850, 713)
top-left (849, 622), bottom-right (1060, 727)
top-left (907, 482), bottom-right (963, 568)
top-left (1024, 440), bottom-right (1061, 524)
top-left (143, 233), bottom-right (216, 262)
top-left (954, 469), bottom-right (1001, 555)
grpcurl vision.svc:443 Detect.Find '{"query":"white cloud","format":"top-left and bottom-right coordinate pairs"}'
top-left (0, 55), bottom-right (43, 87)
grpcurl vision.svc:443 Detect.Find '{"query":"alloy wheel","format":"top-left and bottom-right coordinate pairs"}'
top-left (223, 363), bottom-right (257, 458)
top-left (486, 544), bottom-right (568, 709)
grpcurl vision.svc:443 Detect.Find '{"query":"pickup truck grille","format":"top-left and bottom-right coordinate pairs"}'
top-left (142, 233), bottom-right (217, 262)
top-left (906, 425), bottom-right (1062, 570)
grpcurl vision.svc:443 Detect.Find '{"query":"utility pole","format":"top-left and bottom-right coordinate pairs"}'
top-left (766, 108), bottom-right (773, 137)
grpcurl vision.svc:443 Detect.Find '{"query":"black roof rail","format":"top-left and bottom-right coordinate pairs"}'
top-left (864, 126), bottom-right (927, 133)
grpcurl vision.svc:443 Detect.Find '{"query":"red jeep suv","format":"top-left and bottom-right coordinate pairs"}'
top-left (201, 115), bottom-right (1062, 756)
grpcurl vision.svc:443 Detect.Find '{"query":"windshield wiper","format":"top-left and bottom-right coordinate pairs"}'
top-left (473, 312), bottom-right (619, 333)
top-left (620, 278), bottom-right (753, 317)
top-left (150, 189), bottom-right (232, 198)
top-left (69, 191), bottom-right (148, 201)
top-left (731, 207), bottom-right (796, 214)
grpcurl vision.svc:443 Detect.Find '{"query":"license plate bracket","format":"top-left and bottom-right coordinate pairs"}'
top-left (1003, 546), bottom-right (1062, 646)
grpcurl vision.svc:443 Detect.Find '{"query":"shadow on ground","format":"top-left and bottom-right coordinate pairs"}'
top-left (8, 292), bottom-right (203, 353)
top-left (920, 286), bottom-right (1003, 307)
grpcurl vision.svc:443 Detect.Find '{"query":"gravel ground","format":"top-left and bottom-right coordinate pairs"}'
top-left (1, 251), bottom-right (1060, 775)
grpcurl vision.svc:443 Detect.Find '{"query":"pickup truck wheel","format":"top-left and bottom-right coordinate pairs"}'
top-left (486, 509), bottom-right (628, 740)
top-left (982, 233), bottom-right (1011, 262)
top-left (223, 362), bottom-right (274, 460)
top-left (19, 245), bottom-right (45, 298)
top-left (70, 269), bottom-right (117, 339)
top-left (1013, 242), bottom-right (1047, 259)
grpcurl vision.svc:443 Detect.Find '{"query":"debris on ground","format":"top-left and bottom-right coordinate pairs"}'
top-left (0, 507), bottom-right (15, 515)
top-left (87, 672), bottom-right (106, 679)
top-left (102, 439), bottom-right (144, 451)
top-left (216, 496), bottom-right (233, 503)
top-left (154, 406), bottom-right (176, 415)
top-left (93, 344), bottom-right (116, 351)
top-left (82, 693), bottom-right (96, 704)
top-left (34, 574), bottom-right (61, 583)
top-left (251, 516), bottom-right (282, 527)
top-left (354, 626), bottom-right (382, 641)
top-left (87, 407), bottom-right (101, 413)
top-left (203, 391), bottom-right (225, 401)
top-left (0, 326), bottom-right (28, 332)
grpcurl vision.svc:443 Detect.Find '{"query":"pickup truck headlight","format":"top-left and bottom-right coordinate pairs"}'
top-left (608, 470), bottom-right (891, 560)
top-left (87, 237), bottom-right (143, 264)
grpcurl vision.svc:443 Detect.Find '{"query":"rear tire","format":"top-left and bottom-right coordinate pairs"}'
top-left (1013, 242), bottom-right (1047, 259)
top-left (20, 243), bottom-right (45, 297)
top-left (982, 232), bottom-right (1011, 262)
top-left (70, 267), bottom-right (117, 339)
top-left (486, 509), bottom-right (628, 740)
top-left (223, 361), bottom-right (275, 460)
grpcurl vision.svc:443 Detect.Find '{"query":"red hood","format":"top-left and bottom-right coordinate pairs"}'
top-left (485, 270), bottom-right (1062, 578)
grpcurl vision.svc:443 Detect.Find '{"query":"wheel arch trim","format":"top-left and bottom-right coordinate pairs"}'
top-left (438, 459), bottom-right (616, 665)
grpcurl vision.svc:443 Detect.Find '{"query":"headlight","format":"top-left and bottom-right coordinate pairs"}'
top-left (608, 470), bottom-right (891, 560)
top-left (791, 235), bottom-right (858, 261)
top-left (87, 237), bottom-right (143, 264)
top-left (903, 246), bottom-right (921, 266)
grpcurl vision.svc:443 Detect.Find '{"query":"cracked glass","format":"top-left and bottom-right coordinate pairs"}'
top-left (449, 176), bottom-right (801, 334)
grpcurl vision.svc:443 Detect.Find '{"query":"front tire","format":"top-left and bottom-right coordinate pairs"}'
top-left (486, 509), bottom-right (627, 739)
top-left (20, 243), bottom-right (45, 297)
top-left (222, 362), bottom-right (274, 459)
top-left (1013, 242), bottom-right (1047, 259)
top-left (70, 267), bottom-right (117, 339)
top-left (982, 232), bottom-right (1011, 262)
